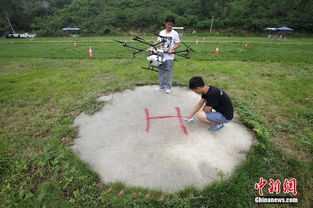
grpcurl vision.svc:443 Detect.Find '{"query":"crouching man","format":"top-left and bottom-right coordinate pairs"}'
top-left (185, 76), bottom-right (234, 132)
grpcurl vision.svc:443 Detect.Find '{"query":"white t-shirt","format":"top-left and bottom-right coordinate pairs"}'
top-left (158, 29), bottom-right (180, 60)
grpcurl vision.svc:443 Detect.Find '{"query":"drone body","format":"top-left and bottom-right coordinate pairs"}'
top-left (147, 49), bottom-right (165, 67)
top-left (114, 35), bottom-right (194, 72)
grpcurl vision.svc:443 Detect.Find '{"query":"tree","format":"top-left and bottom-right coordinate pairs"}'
top-left (1, 0), bottom-right (312, 35)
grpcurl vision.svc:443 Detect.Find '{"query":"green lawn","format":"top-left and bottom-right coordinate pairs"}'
top-left (0, 36), bottom-right (312, 207)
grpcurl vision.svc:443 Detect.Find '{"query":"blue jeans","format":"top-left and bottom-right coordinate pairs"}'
top-left (158, 60), bottom-right (174, 89)
top-left (206, 112), bottom-right (231, 124)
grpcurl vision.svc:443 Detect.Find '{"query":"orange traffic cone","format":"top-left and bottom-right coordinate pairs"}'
top-left (89, 47), bottom-right (94, 56)
top-left (215, 45), bottom-right (220, 55)
top-left (74, 40), bottom-right (77, 48)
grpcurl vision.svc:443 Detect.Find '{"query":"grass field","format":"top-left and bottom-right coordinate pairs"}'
top-left (0, 35), bottom-right (312, 207)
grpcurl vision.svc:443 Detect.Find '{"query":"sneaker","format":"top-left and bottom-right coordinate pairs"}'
top-left (165, 88), bottom-right (171, 94)
top-left (154, 87), bottom-right (165, 91)
top-left (209, 123), bottom-right (224, 132)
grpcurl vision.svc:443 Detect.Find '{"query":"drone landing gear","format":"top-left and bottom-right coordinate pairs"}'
top-left (141, 66), bottom-right (158, 73)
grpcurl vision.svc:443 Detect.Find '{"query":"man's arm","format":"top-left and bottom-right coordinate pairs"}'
top-left (186, 98), bottom-right (205, 119)
top-left (168, 42), bottom-right (180, 54)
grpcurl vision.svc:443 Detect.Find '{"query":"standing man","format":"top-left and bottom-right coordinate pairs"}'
top-left (149, 16), bottom-right (181, 93)
top-left (185, 76), bottom-right (234, 132)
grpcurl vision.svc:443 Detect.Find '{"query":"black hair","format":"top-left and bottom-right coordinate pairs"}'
top-left (166, 16), bottom-right (175, 24)
top-left (189, 76), bottom-right (205, 89)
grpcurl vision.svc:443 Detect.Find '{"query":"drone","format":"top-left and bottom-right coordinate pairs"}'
top-left (114, 35), bottom-right (195, 72)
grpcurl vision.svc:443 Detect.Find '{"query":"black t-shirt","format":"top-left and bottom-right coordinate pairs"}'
top-left (201, 86), bottom-right (234, 120)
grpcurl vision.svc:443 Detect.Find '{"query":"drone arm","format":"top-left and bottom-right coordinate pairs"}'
top-left (172, 49), bottom-right (189, 54)
top-left (177, 54), bottom-right (190, 59)
top-left (125, 45), bottom-right (144, 51)
top-left (151, 42), bottom-right (162, 48)
top-left (123, 45), bottom-right (145, 57)
top-left (133, 36), bottom-right (157, 50)
top-left (146, 39), bottom-right (166, 53)
top-left (114, 40), bottom-right (145, 52)
top-left (169, 42), bottom-right (195, 55)
top-left (146, 40), bottom-right (159, 52)
top-left (132, 50), bottom-right (145, 58)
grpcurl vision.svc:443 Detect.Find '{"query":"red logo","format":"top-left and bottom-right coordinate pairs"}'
top-left (283, 178), bottom-right (297, 195)
top-left (255, 178), bottom-right (297, 196)
top-left (268, 179), bottom-right (281, 194)
top-left (254, 178), bottom-right (267, 196)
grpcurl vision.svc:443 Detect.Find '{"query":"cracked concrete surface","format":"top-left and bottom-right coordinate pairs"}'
top-left (72, 86), bottom-right (253, 193)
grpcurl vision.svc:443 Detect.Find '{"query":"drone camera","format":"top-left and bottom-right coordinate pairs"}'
top-left (147, 55), bottom-right (166, 67)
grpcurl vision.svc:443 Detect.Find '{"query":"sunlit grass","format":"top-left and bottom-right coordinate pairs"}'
top-left (0, 36), bottom-right (312, 207)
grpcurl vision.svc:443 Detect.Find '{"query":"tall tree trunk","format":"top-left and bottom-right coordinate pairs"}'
top-left (22, 0), bottom-right (28, 10)
top-left (6, 16), bottom-right (15, 33)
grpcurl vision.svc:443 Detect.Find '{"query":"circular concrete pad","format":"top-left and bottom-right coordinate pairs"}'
top-left (72, 86), bottom-right (253, 193)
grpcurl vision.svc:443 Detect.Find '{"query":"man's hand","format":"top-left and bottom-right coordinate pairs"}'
top-left (146, 47), bottom-right (154, 53)
top-left (184, 114), bottom-right (194, 122)
top-left (168, 43), bottom-right (180, 54)
top-left (185, 114), bottom-right (192, 119)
